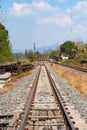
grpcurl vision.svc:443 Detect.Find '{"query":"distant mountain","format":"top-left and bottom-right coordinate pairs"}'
top-left (13, 43), bottom-right (59, 53)
top-left (36, 43), bottom-right (59, 53)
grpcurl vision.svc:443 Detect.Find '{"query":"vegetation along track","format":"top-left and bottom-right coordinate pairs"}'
top-left (14, 64), bottom-right (77, 130)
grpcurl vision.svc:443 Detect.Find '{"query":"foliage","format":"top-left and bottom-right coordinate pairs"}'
top-left (25, 49), bottom-right (34, 60)
top-left (25, 49), bottom-right (41, 61)
top-left (14, 52), bottom-right (25, 61)
top-left (49, 50), bottom-right (56, 59)
top-left (49, 50), bottom-right (60, 60)
top-left (60, 41), bottom-right (77, 58)
top-left (76, 44), bottom-right (87, 60)
top-left (0, 23), bottom-right (14, 63)
top-left (34, 51), bottom-right (41, 61)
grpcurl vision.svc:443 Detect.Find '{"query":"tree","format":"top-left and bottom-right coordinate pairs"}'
top-left (49, 51), bottom-right (57, 59)
top-left (49, 50), bottom-right (60, 60)
top-left (25, 49), bottom-right (34, 60)
top-left (0, 23), bottom-right (14, 63)
top-left (60, 41), bottom-right (77, 58)
top-left (34, 51), bottom-right (41, 61)
top-left (14, 52), bottom-right (25, 61)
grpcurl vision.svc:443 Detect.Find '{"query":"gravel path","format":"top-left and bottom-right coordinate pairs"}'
top-left (46, 64), bottom-right (87, 129)
top-left (0, 66), bottom-right (40, 115)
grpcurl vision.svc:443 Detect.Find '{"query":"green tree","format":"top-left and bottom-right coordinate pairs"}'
top-left (34, 51), bottom-right (41, 61)
top-left (49, 50), bottom-right (60, 60)
top-left (25, 49), bottom-right (34, 60)
top-left (60, 41), bottom-right (77, 58)
top-left (0, 23), bottom-right (14, 63)
top-left (14, 52), bottom-right (25, 61)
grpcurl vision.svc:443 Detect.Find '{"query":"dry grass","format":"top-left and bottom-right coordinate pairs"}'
top-left (48, 63), bottom-right (87, 97)
top-left (0, 70), bottom-right (33, 95)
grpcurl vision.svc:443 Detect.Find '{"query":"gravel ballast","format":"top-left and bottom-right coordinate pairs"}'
top-left (0, 64), bottom-right (87, 129)
top-left (0, 66), bottom-right (40, 115)
top-left (46, 64), bottom-right (87, 129)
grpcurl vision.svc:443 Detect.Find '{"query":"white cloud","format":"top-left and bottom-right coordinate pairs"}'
top-left (39, 15), bottom-right (71, 26)
top-left (73, 1), bottom-right (87, 10)
top-left (32, 1), bottom-right (50, 9)
top-left (72, 1), bottom-right (87, 18)
top-left (66, 1), bottom-right (87, 40)
top-left (9, 0), bottom-right (87, 32)
top-left (32, 1), bottom-right (59, 13)
top-left (8, 0), bottom-right (87, 50)
top-left (9, 3), bottom-right (33, 16)
top-left (9, 1), bottom-right (58, 16)
top-left (9, 1), bottom-right (68, 27)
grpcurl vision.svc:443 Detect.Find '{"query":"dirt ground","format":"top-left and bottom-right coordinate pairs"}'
top-left (48, 63), bottom-right (87, 97)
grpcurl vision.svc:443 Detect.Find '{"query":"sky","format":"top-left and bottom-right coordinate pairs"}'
top-left (0, 0), bottom-right (87, 51)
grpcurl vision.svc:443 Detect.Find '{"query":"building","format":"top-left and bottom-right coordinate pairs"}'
top-left (61, 53), bottom-right (69, 60)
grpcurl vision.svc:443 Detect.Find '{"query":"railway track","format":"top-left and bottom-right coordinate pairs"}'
top-left (53, 62), bottom-right (87, 73)
top-left (14, 64), bottom-right (76, 130)
top-left (0, 114), bottom-right (14, 129)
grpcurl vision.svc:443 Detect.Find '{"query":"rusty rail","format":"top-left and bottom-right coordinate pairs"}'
top-left (19, 66), bottom-right (41, 130)
top-left (18, 64), bottom-right (75, 130)
top-left (54, 61), bottom-right (87, 73)
top-left (45, 64), bottom-right (75, 130)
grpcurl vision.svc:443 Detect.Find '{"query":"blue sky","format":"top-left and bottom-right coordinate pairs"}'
top-left (0, 0), bottom-right (87, 51)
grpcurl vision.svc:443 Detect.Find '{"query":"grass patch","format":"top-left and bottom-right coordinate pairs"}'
top-left (48, 62), bottom-right (87, 97)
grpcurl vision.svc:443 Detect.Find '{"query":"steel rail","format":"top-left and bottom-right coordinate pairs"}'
top-left (54, 62), bottom-right (87, 73)
top-left (45, 65), bottom-right (75, 130)
top-left (19, 66), bottom-right (41, 130)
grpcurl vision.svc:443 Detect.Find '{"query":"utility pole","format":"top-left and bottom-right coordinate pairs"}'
top-left (70, 10), bottom-right (73, 40)
top-left (33, 42), bottom-right (36, 63)
top-left (33, 42), bottom-right (36, 53)
top-left (70, 10), bottom-right (72, 34)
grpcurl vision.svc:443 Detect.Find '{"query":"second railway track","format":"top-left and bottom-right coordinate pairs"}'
top-left (14, 64), bottom-right (76, 130)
